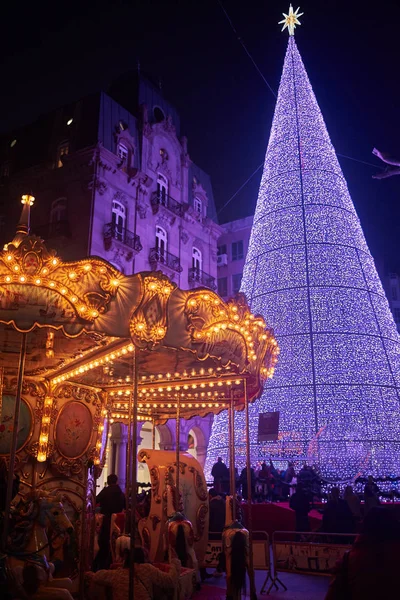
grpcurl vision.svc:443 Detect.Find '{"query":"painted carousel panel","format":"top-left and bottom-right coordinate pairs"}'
top-left (55, 401), bottom-right (93, 459)
top-left (0, 394), bottom-right (33, 455)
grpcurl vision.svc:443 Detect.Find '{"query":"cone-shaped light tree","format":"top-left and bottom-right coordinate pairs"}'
top-left (206, 10), bottom-right (400, 481)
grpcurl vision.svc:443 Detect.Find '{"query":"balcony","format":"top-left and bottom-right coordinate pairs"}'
top-left (188, 267), bottom-right (217, 290)
top-left (103, 222), bottom-right (142, 253)
top-left (151, 192), bottom-right (185, 218)
top-left (149, 248), bottom-right (183, 273)
top-left (34, 220), bottom-right (71, 240)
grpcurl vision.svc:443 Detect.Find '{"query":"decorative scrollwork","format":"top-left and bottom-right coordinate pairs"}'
top-left (195, 503), bottom-right (208, 541)
top-left (188, 466), bottom-right (208, 501)
top-left (55, 384), bottom-right (101, 406)
top-left (149, 514), bottom-right (161, 531)
top-left (129, 273), bottom-right (175, 349)
top-left (149, 466), bottom-right (161, 504)
top-left (50, 457), bottom-right (84, 478)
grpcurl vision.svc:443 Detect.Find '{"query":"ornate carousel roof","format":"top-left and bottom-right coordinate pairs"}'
top-left (0, 197), bottom-right (279, 428)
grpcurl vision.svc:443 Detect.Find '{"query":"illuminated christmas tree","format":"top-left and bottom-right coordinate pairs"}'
top-left (207, 10), bottom-right (400, 481)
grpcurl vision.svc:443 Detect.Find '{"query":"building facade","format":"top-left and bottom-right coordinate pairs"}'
top-left (384, 272), bottom-right (400, 333)
top-left (0, 74), bottom-right (221, 483)
top-left (217, 215), bottom-right (253, 300)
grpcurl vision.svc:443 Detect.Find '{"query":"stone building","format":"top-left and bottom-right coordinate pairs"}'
top-left (217, 215), bottom-right (253, 300)
top-left (0, 72), bottom-right (221, 485)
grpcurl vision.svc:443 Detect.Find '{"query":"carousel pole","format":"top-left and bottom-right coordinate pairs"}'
top-left (1, 332), bottom-right (27, 551)
top-left (128, 348), bottom-right (139, 600)
top-left (125, 389), bottom-right (133, 524)
top-left (228, 389), bottom-right (236, 522)
top-left (175, 394), bottom-right (181, 510)
top-left (244, 377), bottom-right (257, 600)
top-left (152, 418), bottom-right (156, 450)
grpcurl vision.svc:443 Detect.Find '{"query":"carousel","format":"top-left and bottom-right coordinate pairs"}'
top-left (0, 196), bottom-right (279, 599)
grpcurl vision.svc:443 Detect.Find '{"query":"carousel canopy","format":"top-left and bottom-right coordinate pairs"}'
top-left (0, 197), bottom-right (279, 426)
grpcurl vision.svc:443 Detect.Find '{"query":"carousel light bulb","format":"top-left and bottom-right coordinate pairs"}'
top-left (52, 258), bottom-right (58, 266)
top-left (13, 265), bottom-right (19, 271)
top-left (6, 254), bottom-right (12, 261)
top-left (37, 453), bottom-right (47, 463)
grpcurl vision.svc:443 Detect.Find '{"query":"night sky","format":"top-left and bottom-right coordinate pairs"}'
top-left (0, 0), bottom-right (399, 269)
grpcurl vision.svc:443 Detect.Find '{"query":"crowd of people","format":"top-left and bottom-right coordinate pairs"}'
top-left (211, 457), bottom-right (320, 502)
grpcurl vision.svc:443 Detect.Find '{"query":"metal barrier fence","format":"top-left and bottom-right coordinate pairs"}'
top-left (203, 530), bottom-right (271, 572)
top-left (260, 530), bottom-right (357, 595)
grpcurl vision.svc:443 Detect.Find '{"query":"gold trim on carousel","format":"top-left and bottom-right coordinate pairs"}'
top-left (37, 396), bottom-right (53, 462)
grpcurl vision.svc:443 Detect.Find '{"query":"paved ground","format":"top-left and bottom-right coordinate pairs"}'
top-left (197, 569), bottom-right (329, 599)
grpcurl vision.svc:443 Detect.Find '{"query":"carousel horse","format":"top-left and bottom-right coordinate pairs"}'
top-left (222, 520), bottom-right (252, 600)
top-left (167, 512), bottom-right (198, 572)
top-left (7, 490), bottom-right (74, 598)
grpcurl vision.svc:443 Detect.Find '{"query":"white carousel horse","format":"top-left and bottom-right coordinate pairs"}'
top-left (8, 490), bottom-right (74, 598)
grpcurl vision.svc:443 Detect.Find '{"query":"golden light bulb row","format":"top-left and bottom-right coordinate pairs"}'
top-left (37, 396), bottom-right (53, 463)
top-left (51, 343), bottom-right (135, 384)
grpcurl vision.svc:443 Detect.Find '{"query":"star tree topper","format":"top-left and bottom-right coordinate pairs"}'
top-left (279, 4), bottom-right (303, 35)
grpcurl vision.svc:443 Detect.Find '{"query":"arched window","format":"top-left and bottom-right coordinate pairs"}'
top-left (57, 141), bottom-right (69, 168)
top-left (153, 106), bottom-right (165, 123)
top-left (192, 247), bottom-right (202, 276)
top-left (50, 197), bottom-right (67, 224)
top-left (155, 226), bottom-right (167, 262)
top-left (157, 173), bottom-right (168, 206)
top-left (194, 197), bottom-right (202, 217)
top-left (112, 200), bottom-right (126, 241)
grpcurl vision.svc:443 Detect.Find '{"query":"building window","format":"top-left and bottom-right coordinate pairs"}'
top-left (157, 173), bottom-right (168, 206)
top-left (192, 247), bottom-right (202, 274)
top-left (232, 273), bottom-right (242, 294)
top-left (112, 200), bottom-right (126, 241)
top-left (154, 106), bottom-right (165, 123)
top-left (392, 286), bottom-right (398, 300)
top-left (50, 198), bottom-right (67, 224)
top-left (57, 142), bottom-right (69, 168)
top-left (232, 240), bottom-right (244, 261)
top-left (117, 142), bottom-right (129, 163)
top-left (156, 226), bottom-right (168, 260)
top-left (218, 244), bottom-right (227, 256)
top-left (218, 277), bottom-right (228, 297)
top-left (194, 197), bottom-right (202, 217)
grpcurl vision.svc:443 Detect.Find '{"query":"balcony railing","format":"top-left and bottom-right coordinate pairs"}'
top-left (188, 267), bottom-right (217, 290)
top-left (151, 192), bottom-right (185, 218)
top-left (149, 248), bottom-right (183, 273)
top-left (34, 219), bottom-right (71, 240)
top-left (103, 223), bottom-right (142, 253)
